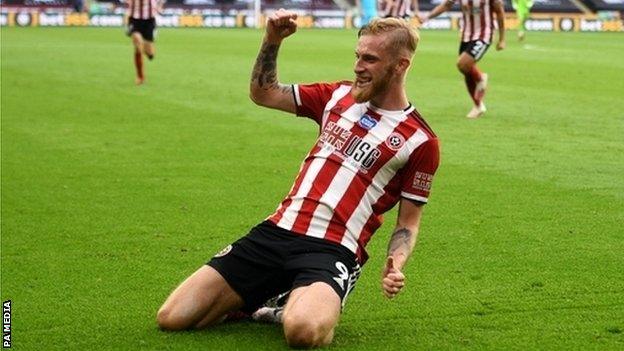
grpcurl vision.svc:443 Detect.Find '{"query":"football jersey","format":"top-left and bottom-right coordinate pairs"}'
top-left (379, 0), bottom-right (415, 19)
top-left (454, 0), bottom-right (496, 44)
top-left (128, 0), bottom-right (159, 20)
top-left (267, 82), bottom-right (440, 264)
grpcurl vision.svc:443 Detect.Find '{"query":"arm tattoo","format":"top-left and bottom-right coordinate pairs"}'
top-left (251, 42), bottom-right (281, 91)
top-left (387, 228), bottom-right (413, 256)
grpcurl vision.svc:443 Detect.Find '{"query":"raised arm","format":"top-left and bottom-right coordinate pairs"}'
top-left (492, 0), bottom-right (506, 50)
top-left (411, 0), bottom-right (419, 15)
top-left (381, 198), bottom-right (424, 299)
top-left (157, 0), bottom-right (165, 14)
top-left (126, 0), bottom-right (134, 16)
top-left (419, 0), bottom-right (454, 22)
top-left (249, 9), bottom-right (298, 113)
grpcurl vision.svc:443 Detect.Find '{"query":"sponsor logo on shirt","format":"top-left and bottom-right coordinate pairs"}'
top-left (318, 121), bottom-right (381, 173)
top-left (357, 114), bottom-right (377, 130)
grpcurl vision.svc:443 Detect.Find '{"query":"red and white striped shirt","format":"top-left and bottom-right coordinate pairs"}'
top-left (379, 0), bottom-right (415, 19)
top-left (456, 0), bottom-right (496, 43)
top-left (267, 82), bottom-right (440, 264)
top-left (128, 0), bottom-right (159, 20)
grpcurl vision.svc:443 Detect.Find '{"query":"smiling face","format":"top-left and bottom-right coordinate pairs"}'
top-left (351, 34), bottom-right (399, 104)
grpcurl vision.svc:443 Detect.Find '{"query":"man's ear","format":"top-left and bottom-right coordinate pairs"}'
top-left (396, 57), bottom-right (411, 73)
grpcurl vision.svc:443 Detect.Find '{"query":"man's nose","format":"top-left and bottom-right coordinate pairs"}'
top-left (354, 59), bottom-right (364, 73)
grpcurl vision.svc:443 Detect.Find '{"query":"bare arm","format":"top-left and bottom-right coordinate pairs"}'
top-left (381, 198), bottom-right (424, 298)
top-left (493, 0), bottom-right (506, 50)
top-left (249, 9), bottom-right (298, 113)
top-left (157, 0), bottom-right (164, 14)
top-left (420, 0), bottom-right (454, 22)
top-left (411, 0), bottom-right (419, 14)
top-left (126, 0), bottom-right (134, 17)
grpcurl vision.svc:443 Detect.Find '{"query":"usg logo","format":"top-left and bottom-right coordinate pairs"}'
top-left (358, 114), bottom-right (377, 130)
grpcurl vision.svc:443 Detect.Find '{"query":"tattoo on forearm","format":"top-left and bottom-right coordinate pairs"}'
top-left (387, 228), bottom-right (413, 256)
top-left (251, 42), bottom-right (279, 90)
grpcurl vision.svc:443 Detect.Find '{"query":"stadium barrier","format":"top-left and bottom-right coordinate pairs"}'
top-left (1, 8), bottom-right (622, 32)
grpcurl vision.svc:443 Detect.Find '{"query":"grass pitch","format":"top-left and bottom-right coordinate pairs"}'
top-left (1, 27), bottom-right (623, 350)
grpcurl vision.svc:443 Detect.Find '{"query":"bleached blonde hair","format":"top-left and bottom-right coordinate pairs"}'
top-left (358, 18), bottom-right (419, 57)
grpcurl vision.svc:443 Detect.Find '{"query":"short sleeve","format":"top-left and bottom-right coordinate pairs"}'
top-left (294, 82), bottom-right (341, 125)
top-left (400, 138), bottom-right (441, 204)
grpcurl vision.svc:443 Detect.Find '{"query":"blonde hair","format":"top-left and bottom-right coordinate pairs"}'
top-left (358, 18), bottom-right (419, 57)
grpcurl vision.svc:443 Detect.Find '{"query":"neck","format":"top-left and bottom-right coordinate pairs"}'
top-left (370, 81), bottom-right (409, 111)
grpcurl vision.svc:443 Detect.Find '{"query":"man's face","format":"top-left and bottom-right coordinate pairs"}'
top-left (352, 34), bottom-right (397, 103)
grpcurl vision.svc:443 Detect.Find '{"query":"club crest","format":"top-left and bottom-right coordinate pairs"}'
top-left (214, 244), bottom-right (232, 258)
top-left (385, 132), bottom-right (405, 151)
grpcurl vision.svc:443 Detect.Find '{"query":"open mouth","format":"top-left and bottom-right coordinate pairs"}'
top-left (355, 77), bottom-right (372, 88)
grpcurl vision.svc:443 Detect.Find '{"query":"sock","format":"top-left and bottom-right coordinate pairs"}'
top-left (134, 50), bottom-right (144, 79)
top-left (464, 74), bottom-right (478, 105)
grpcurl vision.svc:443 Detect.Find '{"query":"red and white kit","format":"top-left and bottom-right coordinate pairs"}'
top-left (128, 0), bottom-right (159, 20)
top-left (267, 82), bottom-right (440, 264)
top-left (456, 0), bottom-right (496, 43)
top-left (379, 0), bottom-right (414, 19)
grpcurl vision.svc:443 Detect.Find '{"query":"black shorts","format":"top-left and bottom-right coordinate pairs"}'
top-left (459, 40), bottom-right (490, 61)
top-left (127, 18), bottom-right (156, 42)
top-left (207, 221), bottom-right (361, 313)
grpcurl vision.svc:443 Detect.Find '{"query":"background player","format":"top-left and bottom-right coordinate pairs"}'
top-left (420, 0), bottom-right (505, 118)
top-left (379, 0), bottom-right (419, 20)
top-left (356, 0), bottom-right (378, 26)
top-left (156, 10), bottom-right (440, 349)
top-left (126, 0), bottom-right (163, 85)
top-left (513, 0), bottom-right (533, 41)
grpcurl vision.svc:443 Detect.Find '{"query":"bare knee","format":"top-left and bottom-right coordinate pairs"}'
top-left (157, 304), bottom-right (193, 331)
top-left (132, 35), bottom-right (143, 51)
top-left (457, 60), bottom-right (470, 74)
top-left (144, 43), bottom-right (155, 57)
top-left (156, 266), bottom-right (245, 331)
top-left (283, 316), bottom-right (334, 348)
top-left (157, 298), bottom-right (230, 331)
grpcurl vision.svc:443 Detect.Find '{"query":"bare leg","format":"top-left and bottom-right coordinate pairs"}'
top-left (457, 52), bottom-right (487, 118)
top-left (157, 265), bottom-right (244, 330)
top-left (282, 282), bottom-right (341, 348)
top-left (457, 52), bottom-right (480, 105)
top-left (131, 32), bottom-right (145, 84)
top-left (143, 41), bottom-right (155, 60)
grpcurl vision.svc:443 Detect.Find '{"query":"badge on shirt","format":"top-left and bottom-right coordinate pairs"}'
top-left (358, 114), bottom-right (377, 130)
top-left (214, 244), bottom-right (232, 258)
top-left (385, 132), bottom-right (405, 150)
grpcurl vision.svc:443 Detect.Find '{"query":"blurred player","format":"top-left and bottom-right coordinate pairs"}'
top-left (420, 0), bottom-right (506, 118)
top-left (512, 0), bottom-right (533, 41)
top-left (156, 10), bottom-right (440, 348)
top-left (126, 0), bottom-right (163, 85)
top-left (379, 0), bottom-right (419, 20)
top-left (356, 0), bottom-right (378, 26)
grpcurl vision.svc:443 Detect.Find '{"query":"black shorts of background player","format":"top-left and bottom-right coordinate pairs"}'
top-left (420, 0), bottom-right (506, 118)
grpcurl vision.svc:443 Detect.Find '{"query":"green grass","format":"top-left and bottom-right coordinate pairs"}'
top-left (1, 27), bottom-right (623, 350)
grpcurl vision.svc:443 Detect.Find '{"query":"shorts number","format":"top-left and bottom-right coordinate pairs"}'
top-left (471, 41), bottom-right (487, 59)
